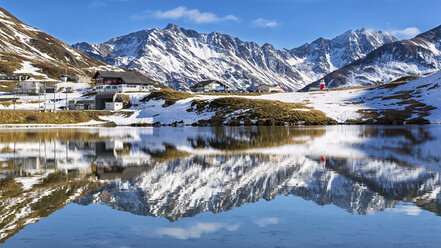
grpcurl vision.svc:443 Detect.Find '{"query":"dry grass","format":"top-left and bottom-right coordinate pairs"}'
top-left (0, 110), bottom-right (111, 124)
top-left (347, 88), bottom-right (436, 124)
top-left (141, 89), bottom-right (194, 107)
top-left (188, 97), bottom-right (336, 126)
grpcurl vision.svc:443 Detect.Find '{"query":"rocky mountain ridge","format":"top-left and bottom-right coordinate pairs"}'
top-left (303, 25), bottom-right (441, 90)
top-left (73, 24), bottom-right (396, 91)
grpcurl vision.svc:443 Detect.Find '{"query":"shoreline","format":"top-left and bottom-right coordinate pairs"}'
top-left (0, 122), bottom-right (439, 128)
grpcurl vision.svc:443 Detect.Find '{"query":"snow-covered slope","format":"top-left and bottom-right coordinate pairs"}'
top-left (0, 8), bottom-right (115, 80)
top-left (73, 24), bottom-right (396, 91)
top-left (304, 25), bottom-right (441, 89)
top-left (98, 70), bottom-right (441, 125)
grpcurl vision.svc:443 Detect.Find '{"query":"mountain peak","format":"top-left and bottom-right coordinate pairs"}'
top-left (164, 23), bottom-right (180, 30)
top-left (74, 23), bottom-right (400, 91)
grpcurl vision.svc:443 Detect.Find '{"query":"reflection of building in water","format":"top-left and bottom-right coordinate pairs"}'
top-left (94, 140), bottom-right (152, 180)
top-left (1, 140), bottom-right (97, 177)
top-left (14, 157), bottom-right (57, 175)
top-left (194, 154), bottom-right (285, 167)
top-left (258, 154), bottom-right (285, 163)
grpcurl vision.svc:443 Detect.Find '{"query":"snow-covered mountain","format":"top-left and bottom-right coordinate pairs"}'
top-left (0, 8), bottom-right (115, 80)
top-left (77, 154), bottom-right (440, 221)
top-left (73, 24), bottom-right (396, 91)
top-left (303, 25), bottom-right (441, 90)
top-left (76, 125), bottom-right (441, 221)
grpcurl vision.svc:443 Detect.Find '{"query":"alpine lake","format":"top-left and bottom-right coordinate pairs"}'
top-left (1, 125), bottom-right (441, 248)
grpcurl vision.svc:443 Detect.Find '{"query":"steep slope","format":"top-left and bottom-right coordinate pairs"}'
top-left (0, 8), bottom-right (115, 80)
top-left (73, 24), bottom-right (395, 91)
top-left (303, 25), bottom-right (441, 90)
top-left (288, 28), bottom-right (397, 80)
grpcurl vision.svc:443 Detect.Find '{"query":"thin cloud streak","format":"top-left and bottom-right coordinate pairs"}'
top-left (132, 6), bottom-right (239, 24)
top-left (252, 18), bottom-right (279, 28)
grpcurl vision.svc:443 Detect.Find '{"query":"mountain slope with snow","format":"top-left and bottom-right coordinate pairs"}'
top-left (73, 24), bottom-right (396, 91)
top-left (0, 8), bottom-right (115, 80)
top-left (303, 25), bottom-right (441, 90)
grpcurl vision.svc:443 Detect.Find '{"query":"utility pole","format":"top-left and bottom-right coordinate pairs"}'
top-left (65, 90), bottom-right (68, 110)
top-left (44, 88), bottom-right (46, 112)
top-left (53, 88), bottom-right (56, 112)
top-left (38, 90), bottom-right (41, 111)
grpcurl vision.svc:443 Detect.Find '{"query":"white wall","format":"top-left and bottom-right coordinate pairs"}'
top-left (105, 102), bottom-right (123, 111)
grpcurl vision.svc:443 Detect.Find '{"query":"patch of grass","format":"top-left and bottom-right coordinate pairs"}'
top-left (141, 89), bottom-right (193, 107)
top-left (188, 97), bottom-right (336, 126)
top-left (0, 110), bottom-right (111, 124)
top-left (348, 98), bottom-right (436, 125)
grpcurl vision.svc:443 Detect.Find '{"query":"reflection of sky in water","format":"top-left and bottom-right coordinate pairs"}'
top-left (2, 126), bottom-right (441, 247)
top-left (5, 196), bottom-right (441, 248)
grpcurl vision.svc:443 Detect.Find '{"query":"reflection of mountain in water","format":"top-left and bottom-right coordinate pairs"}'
top-left (77, 153), bottom-right (441, 221)
top-left (2, 126), bottom-right (441, 243)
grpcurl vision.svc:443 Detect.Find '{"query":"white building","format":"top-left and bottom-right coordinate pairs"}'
top-left (105, 101), bottom-right (123, 111)
top-left (93, 71), bottom-right (159, 93)
top-left (14, 81), bottom-right (43, 95)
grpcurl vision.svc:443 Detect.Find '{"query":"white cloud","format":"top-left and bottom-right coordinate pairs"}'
top-left (132, 6), bottom-right (239, 24)
top-left (254, 217), bottom-right (280, 227)
top-left (252, 18), bottom-right (279, 28)
top-left (155, 222), bottom-right (240, 240)
top-left (390, 27), bottom-right (420, 38)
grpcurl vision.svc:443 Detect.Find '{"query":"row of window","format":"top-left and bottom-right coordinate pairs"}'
top-left (96, 85), bottom-right (154, 90)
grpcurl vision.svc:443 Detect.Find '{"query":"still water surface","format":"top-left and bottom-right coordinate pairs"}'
top-left (1, 126), bottom-right (441, 247)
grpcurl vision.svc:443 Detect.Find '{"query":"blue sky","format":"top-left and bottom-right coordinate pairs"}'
top-left (2, 0), bottom-right (440, 48)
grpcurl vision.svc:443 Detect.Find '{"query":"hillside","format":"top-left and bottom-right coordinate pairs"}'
top-left (73, 24), bottom-right (396, 91)
top-left (0, 8), bottom-right (115, 80)
top-left (303, 25), bottom-right (441, 90)
top-left (93, 70), bottom-right (441, 126)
